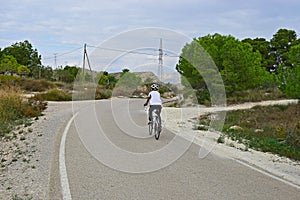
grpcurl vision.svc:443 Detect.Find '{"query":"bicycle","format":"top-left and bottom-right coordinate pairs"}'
top-left (145, 106), bottom-right (161, 140)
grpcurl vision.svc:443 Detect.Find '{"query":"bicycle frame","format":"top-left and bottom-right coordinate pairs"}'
top-left (148, 108), bottom-right (161, 140)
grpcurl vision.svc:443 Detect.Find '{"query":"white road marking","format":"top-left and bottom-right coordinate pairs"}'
top-left (190, 135), bottom-right (300, 190)
top-left (233, 158), bottom-right (300, 190)
top-left (59, 113), bottom-right (78, 200)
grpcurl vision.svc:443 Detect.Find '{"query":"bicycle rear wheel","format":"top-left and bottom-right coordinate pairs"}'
top-left (154, 120), bottom-right (160, 140)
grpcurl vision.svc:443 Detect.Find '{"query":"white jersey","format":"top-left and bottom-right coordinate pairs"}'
top-left (148, 91), bottom-right (162, 105)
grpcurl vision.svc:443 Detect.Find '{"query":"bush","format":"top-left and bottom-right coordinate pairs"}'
top-left (227, 88), bottom-right (285, 104)
top-left (223, 104), bottom-right (300, 160)
top-left (196, 89), bottom-right (211, 105)
top-left (35, 88), bottom-right (72, 101)
top-left (0, 75), bottom-right (58, 92)
top-left (22, 79), bottom-right (55, 92)
top-left (286, 123), bottom-right (300, 148)
top-left (0, 87), bottom-right (47, 136)
top-left (0, 87), bottom-right (23, 123)
top-left (0, 75), bottom-right (24, 87)
top-left (98, 89), bottom-right (112, 99)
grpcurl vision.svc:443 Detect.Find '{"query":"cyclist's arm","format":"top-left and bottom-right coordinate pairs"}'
top-left (144, 95), bottom-right (151, 106)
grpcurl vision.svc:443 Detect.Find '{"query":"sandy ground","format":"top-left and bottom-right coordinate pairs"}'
top-left (0, 99), bottom-right (299, 199)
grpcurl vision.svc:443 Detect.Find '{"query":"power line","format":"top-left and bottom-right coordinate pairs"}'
top-left (159, 38), bottom-right (163, 82)
top-left (42, 46), bottom-right (82, 60)
top-left (86, 44), bottom-right (180, 57)
top-left (86, 45), bottom-right (159, 56)
top-left (41, 43), bottom-right (180, 69)
top-left (54, 53), bottom-right (57, 68)
top-left (42, 44), bottom-right (180, 61)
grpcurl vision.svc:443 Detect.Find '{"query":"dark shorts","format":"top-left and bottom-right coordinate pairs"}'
top-left (149, 105), bottom-right (162, 123)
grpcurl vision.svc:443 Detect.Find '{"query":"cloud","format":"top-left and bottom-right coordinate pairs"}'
top-left (1, 0), bottom-right (300, 68)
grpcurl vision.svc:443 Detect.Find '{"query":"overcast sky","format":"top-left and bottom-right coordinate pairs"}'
top-left (0, 0), bottom-right (299, 71)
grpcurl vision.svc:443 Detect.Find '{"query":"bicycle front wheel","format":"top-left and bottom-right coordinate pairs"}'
top-left (149, 122), bottom-right (153, 135)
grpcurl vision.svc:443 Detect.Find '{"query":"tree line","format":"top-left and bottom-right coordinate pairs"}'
top-left (1, 28), bottom-right (299, 102)
top-left (0, 40), bottom-right (81, 83)
top-left (176, 28), bottom-right (300, 102)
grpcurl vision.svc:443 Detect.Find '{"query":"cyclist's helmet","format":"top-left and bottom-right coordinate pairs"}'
top-left (151, 83), bottom-right (159, 91)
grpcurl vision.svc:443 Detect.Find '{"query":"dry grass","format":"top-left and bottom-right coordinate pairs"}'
top-left (222, 103), bottom-right (300, 160)
top-left (226, 88), bottom-right (286, 105)
top-left (225, 104), bottom-right (300, 140)
top-left (34, 88), bottom-right (72, 101)
top-left (197, 102), bottom-right (300, 160)
top-left (0, 87), bottom-right (24, 123)
top-left (0, 87), bottom-right (47, 137)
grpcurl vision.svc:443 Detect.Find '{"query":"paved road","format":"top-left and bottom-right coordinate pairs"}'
top-left (49, 99), bottom-right (300, 200)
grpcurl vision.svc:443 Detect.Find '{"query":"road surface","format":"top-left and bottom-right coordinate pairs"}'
top-left (49, 98), bottom-right (300, 200)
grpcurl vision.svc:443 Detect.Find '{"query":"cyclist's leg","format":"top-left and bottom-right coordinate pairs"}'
top-left (156, 105), bottom-right (162, 132)
top-left (148, 105), bottom-right (154, 123)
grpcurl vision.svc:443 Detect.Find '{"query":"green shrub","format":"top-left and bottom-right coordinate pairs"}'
top-left (99, 89), bottom-right (112, 99)
top-left (286, 123), bottom-right (300, 148)
top-left (223, 104), bottom-right (300, 160)
top-left (0, 75), bottom-right (23, 87)
top-left (0, 87), bottom-right (47, 136)
top-left (217, 135), bottom-right (225, 143)
top-left (196, 89), bottom-right (210, 105)
top-left (22, 79), bottom-right (55, 92)
top-left (227, 88), bottom-right (285, 104)
top-left (0, 87), bottom-right (23, 123)
top-left (35, 88), bottom-right (72, 101)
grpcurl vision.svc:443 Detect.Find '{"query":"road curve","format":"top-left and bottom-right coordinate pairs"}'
top-left (49, 98), bottom-right (300, 200)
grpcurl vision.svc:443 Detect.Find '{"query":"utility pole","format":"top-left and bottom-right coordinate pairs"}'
top-left (82, 43), bottom-right (92, 80)
top-left (158, 38), bottom-right (163, 82)
top-left (82, 44), bottom-right (86, 77)
top-left (54, 53), bottom-right (57, 68)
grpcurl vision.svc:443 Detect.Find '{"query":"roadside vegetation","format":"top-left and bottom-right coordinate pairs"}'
top-left (176, 28), bottom-right (300, 105)
top-left (1, 28), bottom-right (300, 159)
top-left (197, 102), bottom-right (300, 160)
top-left (0, 68), bottom-right (174, 137)
top-left (0, 87), bottom-right (47, 137)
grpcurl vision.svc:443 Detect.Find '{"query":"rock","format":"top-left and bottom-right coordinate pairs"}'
top-left (235, 143), bottom-right (248, 151)
top-left (229, 125), bottom-right (243, 131)
top-left (254, 129), bottom-right (264, 133)
top-left (23, 156), bottom-right (30, 163)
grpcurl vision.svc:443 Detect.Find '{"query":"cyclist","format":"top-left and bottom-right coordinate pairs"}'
top-left (144, 83), bottom-right (162, 132)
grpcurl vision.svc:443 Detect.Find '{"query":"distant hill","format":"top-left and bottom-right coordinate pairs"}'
top-left (112, 71), bottom-right (159, 83)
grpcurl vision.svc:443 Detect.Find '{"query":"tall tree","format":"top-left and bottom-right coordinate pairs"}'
top-left (64, 65), bottom-right (80, 82)
top-left (270, 29), bottom-right (297, 71)
top-left (176, 34), bottom-right (274, 103)
top-left (17, 65), bottom-right (30, 77)
top-left (97, 71), bottom-right (118, 89)
top-left (0, 55), bottom-right (19, 75)
top-left (196, 33), bottom-right (231, 72)
top-left (242, 38), bottom-right (275, 72)
top-left (2, 40), bottom-right (42, 78)
top-left (277, 44), bottom-right (300, 98)
top-left (53, 65), bottom-right (80, 83)
top-left (40, 66), bottom-right (53, 80)
top-left (220, 37), bottom-right (271, 93)
top-left (289, 44), bottom-right (300, 67)
top-left (176, 38), bottom-right (225, 104)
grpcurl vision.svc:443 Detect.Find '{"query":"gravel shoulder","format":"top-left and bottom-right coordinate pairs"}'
top-left (0, 102), bottom-right (74, 199)
top-left (0, 99), bottom-right (299, 199)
